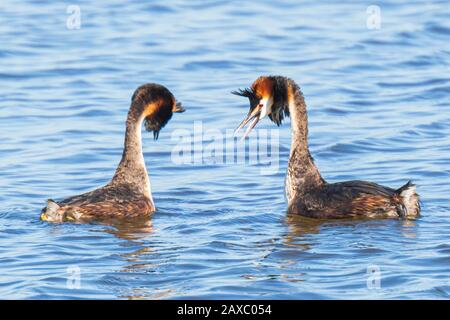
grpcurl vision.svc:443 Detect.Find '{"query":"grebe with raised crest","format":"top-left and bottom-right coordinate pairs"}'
top-left (233, 76), bottom-right (420, 219)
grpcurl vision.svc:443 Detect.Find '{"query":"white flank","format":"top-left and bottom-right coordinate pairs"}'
top-left (400, 184), bottom-right (417, 216)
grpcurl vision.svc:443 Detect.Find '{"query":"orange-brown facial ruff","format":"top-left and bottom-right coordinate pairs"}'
top-left (143, 95), bottom-right (184, 140)
top-left (143, 97), bottom-right (174, 139)
top-left (232, 76), bottom-right (278, 139)
top-left (233, 75), bottom-right (293, 139)
top-left (251, 76), bottom-right (275, 101)
top-left (142, 96), bottom-right (177, 119)
top-left (130, 83), bottom-right (184, 140)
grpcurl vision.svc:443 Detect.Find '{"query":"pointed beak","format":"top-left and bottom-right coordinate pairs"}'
top-left (173, 102), bottom-right (185, 113)
top-left (234, 104), bottom-right (263, 140)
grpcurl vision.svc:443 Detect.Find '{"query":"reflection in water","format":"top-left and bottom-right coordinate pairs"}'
top-left (398, 219), bottom-right (418, 239)
top-left (279, 215), bottom-right (421, 292)
top-left (284, 214), bottom-right (419, 247)
top-left (105, 217), bottom-right (157, 272)
top-left (103, 216), bottom-right (154, 241)
top-left (101, 217), bottom-right (167, 299)
top-left (102, 217), bottom-right (184, 300)
top-left (283, 214), bottom-right (323, 249)
top-left (120, 288), bottom-right (175, 300)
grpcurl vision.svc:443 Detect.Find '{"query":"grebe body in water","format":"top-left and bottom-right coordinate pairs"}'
top-left (233, 76), bottom-right (420, 219)
top-left (41, 83), bottom-right (185, 222)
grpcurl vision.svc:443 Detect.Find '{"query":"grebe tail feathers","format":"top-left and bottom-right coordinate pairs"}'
top-left (395, 181), bottom-right (420, 218)
top-left (40, 199), bottom-right (61, 222)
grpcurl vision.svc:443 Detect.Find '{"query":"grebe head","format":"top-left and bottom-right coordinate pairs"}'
top-left (232, 76), bottom-right (289, 139)
top-left (131, 83), bottom-right (185, 139)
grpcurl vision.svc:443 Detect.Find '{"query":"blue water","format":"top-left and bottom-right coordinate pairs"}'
top-left (1, 0), bottom-right (449, 299)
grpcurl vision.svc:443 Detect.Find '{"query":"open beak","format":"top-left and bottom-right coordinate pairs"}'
top-left (234, 104), bottom-right (263, 141)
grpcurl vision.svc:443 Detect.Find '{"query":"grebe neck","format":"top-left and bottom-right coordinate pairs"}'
top-left (112, 104), bottom-right (153, 202)
top-left (285, 81), bottom-right (325, 203)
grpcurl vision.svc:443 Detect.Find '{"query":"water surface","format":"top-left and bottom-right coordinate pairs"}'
top-left (0, 0), bottom-right (449, 299)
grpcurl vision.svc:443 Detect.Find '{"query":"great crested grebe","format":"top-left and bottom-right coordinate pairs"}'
top-left (40, 83), bottom-right (185, 222)
top-left (233, 76), bottom-right (420, 219)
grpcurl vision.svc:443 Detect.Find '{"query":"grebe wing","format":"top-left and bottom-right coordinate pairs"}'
top-left (63, 197), bottom-right (154, 220)
top-left (58, 184), bottom-right (142, 207)
top-left (324, 180), bottom-right (396, 200)
top-left (58, 187), bottom-right (112, 206)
